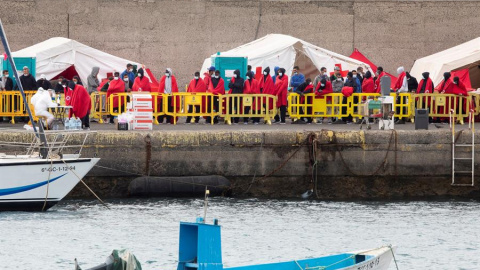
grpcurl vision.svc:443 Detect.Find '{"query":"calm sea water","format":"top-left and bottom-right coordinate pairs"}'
top-left (0, 198), bottom-right (478, 270)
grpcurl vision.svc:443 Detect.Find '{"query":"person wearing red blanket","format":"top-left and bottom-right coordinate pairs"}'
top-left (452, 76), bottom-right (471, 120)
top-left (361, 71), bottom-right (375, 93)
top-left (315, 78), bottom-right (333, 124)
top-left (206, 70), bottom-right (225, 124)
top-left (259, 67), bottom-right (275, 111)
top-left (203, 66), bottom-right (215, 90)
top-left (227, 69), bottom-right (246, 124)
top-left (157, 68), bottom-right (179, 124)
top-left (294, 78), bottom-right (314, 123)
top-left (392, 66), bottom-right (409, 124)
top-left (62, 78), bottom-right (73, 106)
top-left (274, 68), bottom-right (288, 124)
top-left (416, 72), bottom-right (435, 121)
top-left (436, 72), bottom-right (455, 123)
top-left (186, 71), bottom-right (207, 124)
top-left (374, 66), bottom-right (386, 93)
top-left (132, 68), bottom-right (151, 92)
top-left (107, 72), bottom-right (126, 124)
top-left (68, 81), bottom-right (91, 130)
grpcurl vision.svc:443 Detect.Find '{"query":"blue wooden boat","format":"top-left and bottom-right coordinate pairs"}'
top-left (76, 217), bottom-right (396, 270)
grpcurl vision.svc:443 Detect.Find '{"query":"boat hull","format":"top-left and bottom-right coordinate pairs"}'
top-left (0, 158), bottom-right (100, 211)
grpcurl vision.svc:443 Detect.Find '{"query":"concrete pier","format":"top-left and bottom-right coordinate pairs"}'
top-left (1, 123), bottom-right (479, 199)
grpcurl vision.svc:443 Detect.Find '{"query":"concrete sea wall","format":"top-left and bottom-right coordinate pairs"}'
top-left (2, 0), bottom-right (480, 86)
top-left (1, 129), bottom-right (479, 199)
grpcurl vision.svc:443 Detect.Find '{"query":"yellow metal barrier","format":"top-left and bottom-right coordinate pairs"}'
top-left (288, 93), bottom-right (349, 121)
top-left (0, 90), bottom-right (39, 123)
top-left (220, 94), bottom-right (277, 125)
top-left (90, 91), bottom-right (109, 123)
top-left (164, 92), bottom-right (218, 125)
top-left (412, 93), bottom-right (472, 123)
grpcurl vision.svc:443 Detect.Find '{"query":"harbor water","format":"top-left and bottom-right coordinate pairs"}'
top-left (0, 198), bottom-right (478, 270)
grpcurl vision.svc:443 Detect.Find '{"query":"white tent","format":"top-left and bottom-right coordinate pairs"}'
top-left (200, 34), bottom-right (372, 81)
top-left (11, 37), bottom-right (143, 83)
top-left (410, 37), bottom-right (480, 88)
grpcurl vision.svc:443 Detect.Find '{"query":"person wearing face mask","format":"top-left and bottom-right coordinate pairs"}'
top-left (416, 72), bottom-right (435, 122)
top-left (107, 72), bottom-right (126, 123)
top-left (62, 78), bottom-right (73, 106)
top-left (351, 70), bottom-right (362, 93)
top-left (227, 69), bottom-right (245, 124)
top-left (72, 76), bottom-right (83, 86)
top-left (293, 78), bottom-right (314, 123)
top-left (203, 66), bottom-right (215, 90)
top-left (186, 71), bottom-right (207, 124)
top-left (243, 71), bottom-right (260, 124)
top-left (290, 66), bottom-right (305, 92)
top-left (30, 87), bottom-right (57, 129)
top-left (68, 81), bottom-right (91, 130)
top-left (259, 67), bottom-right (275, 112)
top-left (374, 66), bottom-right (386, 93)
top-left (54, 76), bottom-right (65, 94)
top-left (87, 66), bottom-right (100, 94)
top-left (392, 66), bottom-right (409, 124)
top-left (36, 74), bottom-right (52, 90)
top-left (316, 78), bottom-right (334, 124)
top-left (272, 66), bottom-right (280, 84)
top-left (334, 72), bottom-right (356, 124)
top-left (0, 70), bottom-right (13, 91)
top-left (331, 74), bottom-right (344, 93)
top-left (132, 68), bottom-right (151, 92)
top-left (434, 72), bottom-right (455, 123)
top-left (273, 68), bottom-right (288, 124)
top-left (356, 67), bottom-right (365, 84)
top-left (206, 70), bottom-right (225, 124)
top-left (158, 68), bottom-right (179, 124)
top-left (361, 71), bottom-right (374, 93)
top-left (123, 74), bottom-right (133, 91)
top-left (120, 63), bottom-right (136, 83)
top-left (16, 66), bottom-right (37, 91)
top-left (452, 76), bottom-right (471, 120)
top-left (313, 67), bottom-right (330, 90)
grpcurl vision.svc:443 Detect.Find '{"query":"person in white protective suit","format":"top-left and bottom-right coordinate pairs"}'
top-left (30, 87), bottom-right (57, 128)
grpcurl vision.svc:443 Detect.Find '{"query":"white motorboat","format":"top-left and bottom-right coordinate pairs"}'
top-left (0, 19), bottom-right (100, 211)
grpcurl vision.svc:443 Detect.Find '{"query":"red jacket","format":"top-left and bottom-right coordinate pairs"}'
top-left (453, 81), bottom-right (468, 96)
top-left (315, 81), bottom-right (333, 97)
top-left (208, 78), bottom-right (226, 95)
top-left (63, 86), bottom-right (73, 106)
top-left (245, 79), bottom-right (260, 94)
top-left (107, 79), bottom-right (125, 108)
top-left (187, 78), bottom-right (207, 93)
top-left (259, 75), bottom-right (275, 95)
top-left (203, 73), bottom-right (212, 90)
top-left (374, 72), bottom-right (386, 93)
top-left (132, 77), bottom-right (151, 92)
top-left (274, 75), bottom-right (288, 107)
top-left (70, 84), bottom-right (91, 119)
top-left (438, 79), bottom-right (455, 94)
top-left (417, 78), bottom-right (434, 94)
top-left (361, 77), bottom-right (375, 93)
top-left (393, 72), bottom-right (406, 91)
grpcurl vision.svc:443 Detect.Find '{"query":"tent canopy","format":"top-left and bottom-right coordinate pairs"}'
top-left (410, 37), bottom-right (480, 89)
top-left (200, 34), bottom-right (372, 81)
top-left (349, 48), bottom-right (397, 88)
top-left (11, 37), bottom-right (144, 84)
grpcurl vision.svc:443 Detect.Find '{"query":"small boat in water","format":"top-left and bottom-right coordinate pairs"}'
top-left (76, 217), bottom-right (396, 270)
top-left (0, 20), bottom-right (99, 211)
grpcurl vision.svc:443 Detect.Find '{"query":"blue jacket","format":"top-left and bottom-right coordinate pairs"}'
top-left (290, 73), bottom-right (305, 91)
top-left (272, 66), bottom-right (280, 84)
top-left (354, 77), bottom-right (362, 93)
top-left (121, 69), bottom-right (135, 82)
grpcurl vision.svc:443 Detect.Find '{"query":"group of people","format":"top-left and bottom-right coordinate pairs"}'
top-left (0, 61), bottom-right (473, 127)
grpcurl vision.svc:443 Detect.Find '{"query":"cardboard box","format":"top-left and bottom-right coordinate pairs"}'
top-left (132, 122), bottom-right (153, 130)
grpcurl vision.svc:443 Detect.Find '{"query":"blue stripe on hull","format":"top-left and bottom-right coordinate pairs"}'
top-left (0, 173), bottom-right (67, 196)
